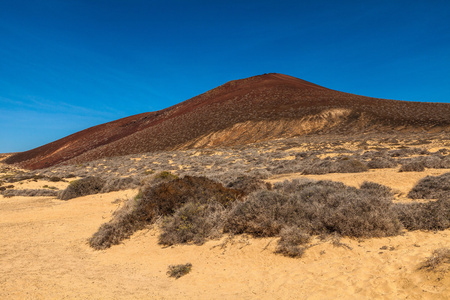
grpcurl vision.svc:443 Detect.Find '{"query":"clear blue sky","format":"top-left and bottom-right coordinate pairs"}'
top-left (1, 0), bottom-right (449, 153)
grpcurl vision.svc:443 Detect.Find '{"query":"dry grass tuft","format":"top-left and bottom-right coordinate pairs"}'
top-left (275, 226), bottom-right (310, 258)
top-left (419, 248), bottom-right (450, 272)
top-left (167, 263), bottom-right (192, 279)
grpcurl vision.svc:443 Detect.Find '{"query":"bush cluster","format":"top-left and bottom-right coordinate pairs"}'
top-left (395, 198), bottom-right (450, 231)
top-left (407, 172), bottom-right (450, 199)
top-left (89, 175), bottom-right (243, 249)
top-left (224, 180), bottom-right (401, 238)
top-left (90, 172), bottom-right (450, 257)
top-left (302, 159), bottom-right (368, 175)
top-left (1, 189), bottom-right (58, 197)
top-left (58, 176), bottom-right (105, 200)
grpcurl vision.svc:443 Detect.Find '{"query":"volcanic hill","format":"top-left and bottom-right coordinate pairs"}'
top-left (5, 73), bottom-right (450, 170)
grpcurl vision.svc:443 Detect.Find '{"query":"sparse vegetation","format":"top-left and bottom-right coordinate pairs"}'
top-left (89, 176), bottom-right (243, 249)
top-left (407, 172), bottom-right (450, 199)
top-left (167, 263), bottom-right (192, 279)
top-left (101, 176), bottom-right (140, 193)
top-left (1, 189), bottom-right (58, 197)
top-left (302, 159), bottom-right (368, 175)
top-left (3, 132), bottom-right (450, 261)
top-left (224, 180), bottom-right (402, 239)
top-left (58, 176), bottom-right (105, 200)
top-left (395, 197), bottom-right (450, 231)
top-left (399, 161), bottom-right (425, 172)
top-left (275, 226), bottom-right (310, 258)
top-left (419, 248), bottom-right (450, 272)
top-left (159, 201), bottom-right (225, 245)
top-left (367, 158), bottom-right (397, 169)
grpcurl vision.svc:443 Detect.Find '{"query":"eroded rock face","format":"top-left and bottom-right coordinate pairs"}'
top-left (5, 73), bottom-right (450, 170)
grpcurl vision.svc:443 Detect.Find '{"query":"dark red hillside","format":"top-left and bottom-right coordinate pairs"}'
top-left (5, 73), bottom-right (450, 170)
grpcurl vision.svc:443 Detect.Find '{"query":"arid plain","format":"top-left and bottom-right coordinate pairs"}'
top-left (1, 133), bottom-right (449, 299)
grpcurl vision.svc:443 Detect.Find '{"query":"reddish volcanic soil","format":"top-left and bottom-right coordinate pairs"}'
top-left (5, 73), bottom-right (450, 170)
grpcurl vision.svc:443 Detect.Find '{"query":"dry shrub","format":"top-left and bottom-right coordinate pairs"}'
top-left (159, 201), bottom-right (225, 245)
top-left (167, 263), bottom-right (192, 279)
top-left (389, 148), bottom-right (428, 157)
top-left (58, 176), bottom-right (105, 200)
top-left (302, 160), bottom-right (334, 175)
top-left (2, 174), bottom-right (45, 183)
top-left (226, 175), bottom-right (272, 195)
top-left (336, 159), bottom-right (369, 173)
top-left (89, 176), bottom-right (243, 249)
top-left (359, 181), bottom-right (394, 197)
top-left (275, 226), bottom-right (310, 258)
top-left (1, 189), bottom-right (58, 197)
top-left (399, 161), bottom-right (425, 172)
top-left (407, 172), bottom-right (450, 199)
top-left (48, 176), bottom-right (64, 182)
top-left (302, 159), bottom-right (368, 175)
top-left (419, 248), bottom-right (450, 272)
top-left (89, 193), bottom-right (143, 249)
top-left (140, 176), bottom-right (242, 218)
top-left (139, 171), bottom-right (179, 188)
top-left (441, 156), bottom-right (450, 168)
top-left (422, 156), bottom-right (446, 169)
top-left (224, 180), bottom-right (401, 238)
top-left (101, 176), bottom-right (140, 193)
top-left (367, 158), bottom-right (397, 169)
top-left (223, 190), bottom-right (286, 237)
top-left (395, 197), bottom-right (450, 231)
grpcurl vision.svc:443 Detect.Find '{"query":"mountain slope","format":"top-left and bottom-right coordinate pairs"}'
top-left (5, 73), bottom-right (450, 170)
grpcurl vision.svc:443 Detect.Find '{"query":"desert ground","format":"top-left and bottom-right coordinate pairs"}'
top-left (1, 133), bottom-right (449, 299)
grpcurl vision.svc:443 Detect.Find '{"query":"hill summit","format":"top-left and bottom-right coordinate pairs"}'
top-left (5, 73), bottom-right (450, 169)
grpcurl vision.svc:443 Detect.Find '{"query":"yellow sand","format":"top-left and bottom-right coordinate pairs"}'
top-left (1, 168), bottom-right (449, 299)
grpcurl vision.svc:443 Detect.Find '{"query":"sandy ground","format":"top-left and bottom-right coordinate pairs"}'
top-left (1, 168), bottom-right (449, 299)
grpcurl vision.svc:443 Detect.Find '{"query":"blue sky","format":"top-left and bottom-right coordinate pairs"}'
top-left (1, 0), bottom-right (449, 153)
